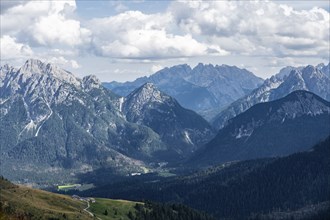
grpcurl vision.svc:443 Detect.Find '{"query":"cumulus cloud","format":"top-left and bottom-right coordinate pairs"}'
top-left (0, 0), bottom-right (328, 77)
top-left (0, 35), bottom-right (33, 60)
top-left (151, 64), bottom-right (164, 73)
top-left (1, 1), bottom-right (91, 47)
top-left (0, 0), bottom-right (26, 13)
top-left (88, 10), bottom-right (228, 59)
top-left (48, 56), bottom-right (80, 69)
top-left (169, 0), bottom-right (329, 58)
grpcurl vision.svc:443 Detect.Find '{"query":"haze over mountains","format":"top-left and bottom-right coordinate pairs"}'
top-left (104, 63), bottom-right (264, 119)
top-left (212, 63), bottom-right (330, 129)
top-left (106, 62), bottom-right (329, 126)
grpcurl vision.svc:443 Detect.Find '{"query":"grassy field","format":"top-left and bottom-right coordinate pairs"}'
top-left (88, 198), bottom-right (142, 220)
top-left (0, 178), bottom-right (92, 220)
top-left (0, 177), bottom-right (143, 220)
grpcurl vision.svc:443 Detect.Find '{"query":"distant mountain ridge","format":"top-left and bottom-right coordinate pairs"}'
top-left (195, 90), bottom-right (330, 167)
top-left (212, 63), bottom-right (330, 129)
top-left (104, 63), bottom-right (263, 119)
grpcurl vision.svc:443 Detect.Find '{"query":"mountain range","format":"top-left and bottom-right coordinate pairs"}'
top-left (192, 90), bottom-right (330, 167)
top-left (1, 59), bottom-right (329, 186)
top-left (104, 63), bottom-right (264, 119)
top-left (212, 63), bottom-right (330, 129)
top-left (0, 59), bottom-right (213, 184)
top-left (1, 59), bottom-right (330, 219)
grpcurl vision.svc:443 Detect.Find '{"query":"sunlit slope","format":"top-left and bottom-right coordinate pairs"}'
top-left (0, 177), bottom-right (140, 220)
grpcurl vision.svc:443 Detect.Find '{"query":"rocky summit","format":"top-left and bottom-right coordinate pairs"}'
top-left (123, 83), bottom-right (214, 159)
top-left (212, 64), bottom-right (330, 129)
top-left (193, 90), bottom-right (330, 167)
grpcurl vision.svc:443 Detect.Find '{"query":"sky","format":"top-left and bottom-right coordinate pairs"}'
top-left (0, 0), bottom-right (329, 82)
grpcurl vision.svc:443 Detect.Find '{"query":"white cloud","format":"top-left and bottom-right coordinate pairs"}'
top-left (32, 13), bottom-right (91, 46)
top-left (151, 64), bottom-right (163, 73)
top-left (0, 0), bottom-right (26, 13)
top-left (0, 35), bottom-right (33, 60)
top-left (88, 10), bottom-right (228, 59)
top-left (0, 0), bottom-right (328, 82)
top-left (47, 56), bottom-right (80, 69)
top-left (170, 1), bottom-right (330, 58)
top-left (1, 1), bottom-right (91, 47)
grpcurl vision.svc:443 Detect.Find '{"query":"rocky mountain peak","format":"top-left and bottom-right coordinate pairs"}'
top-left (82, 75), bottom-right (101, 91)
top-left (302, 65), bottom-right (324, 79)
top-left (18, 59), bottom-right (80, 87)
top-left (196, 90), bottom-right (330, 166)
top-left (193, 63), bottom-right (213, 72)
top-left (141, 82), bottom-right (156, 90)
top-left (129, 82), bottom-right (170, 104)
top-left (321, 62), bottom-right (330, 77)
top-left (123, 82), bottom-right (214, 154)
top-left (280, 69), bottom-right (307, 88)
top-left (1, 64), bottom-right (13, 72)
top-left (151, 64), bottom-right (192, 82)
top-left (275, 90), bottom-right (330, 119)
top-left (212, 63), bottom-right (330, 130)
top-left (19, 59), bottom-right (44, 73)
top-left (104, 62), bottom-right (263, 116)
top-left (0, 64), bottom-right (15, 80)
top-left (275, 66), bottom-right (298, 79)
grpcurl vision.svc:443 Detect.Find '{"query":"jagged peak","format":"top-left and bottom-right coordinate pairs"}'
top-left (1, 63), bottom-right (13, 71)
top-left (193, 63), bottom-right (255, 76)
top-left (287, 69), bottom-right (303, 78)
top-left (126, 82), bottom-right (171, 105)
top-left (286, 90), bottom-right (321, 100)
top-left (140, 82), bottom-right (157, 90)
top-left (151, 64), bottom-right (191, 74)
top-left (133, 82), bottom-right (163, 97)
top-left (82, 75), bottom-right (101, 91)
top-left (17, 59), bottom-right (80, 86)
top-left (83, 74), bottom-right (100, 84)
top-left (151, 64), bottom-right (192, 80)
top-left (303, 65), bottom-right (317, 72)
top-left (218, 64), bottom-right (238, 69)
top-left (164, 63), bottom-right (191, 71)
top-left (276, 90), bottom-right (330, 116)
top-left (240, 90), bottom-right (330, 122)
top-left (19, 59), bottom-right (44, 73)
top-left (0, 64), bottom-right (16, 77)
top-left (194, 63), bottom-right (242, 70)
top-left (316, 63), bottom-right (325, 69)
top-left (194, 63), bottom-right (214, 69)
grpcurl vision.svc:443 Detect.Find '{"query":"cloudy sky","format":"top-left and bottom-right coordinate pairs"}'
top-left (1, 0), bottom-right (329, 82)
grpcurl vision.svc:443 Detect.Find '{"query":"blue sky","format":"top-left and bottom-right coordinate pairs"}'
top-left (1, 0), bottom-right (329, 82)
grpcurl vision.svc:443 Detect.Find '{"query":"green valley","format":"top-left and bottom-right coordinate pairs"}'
top-left (0, 177), bottom-right (141, 220)
top-left (0, 177), bottom-right (214, 220)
